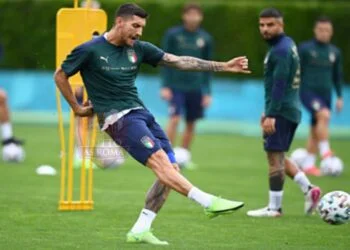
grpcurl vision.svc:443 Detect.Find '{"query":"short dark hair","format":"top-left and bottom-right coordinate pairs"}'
top-left (259, 8), bottom-right (283, 18)
top-left (315, 16), bottom-right (332, 26)
top-left (183, 2), bottom-right (203, 14)
top-left (115, 3), bottom-right (148, 19)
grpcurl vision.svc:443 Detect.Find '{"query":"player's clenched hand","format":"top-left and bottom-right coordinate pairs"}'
top-left (160, 87), bottom-right (172, 101)
top-left (260, 113), bottom-right (266, 127)
top-left (74, 101), bottom-right (94, 117)
top-left (225, 56), bottom-right (251, 74)
top-left (262, 117), bottom-right (276, 135)
top-left (336, 98), bottom-right (343, 113)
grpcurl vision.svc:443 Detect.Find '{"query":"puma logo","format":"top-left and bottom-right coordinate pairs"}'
top-left (100, 56), bottom-right (109, 64)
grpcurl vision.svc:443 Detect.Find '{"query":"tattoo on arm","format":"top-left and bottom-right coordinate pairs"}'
top-left (159, 53), bottom-right (225, 72)
top-left (145, 179), bottom-right (171, 213)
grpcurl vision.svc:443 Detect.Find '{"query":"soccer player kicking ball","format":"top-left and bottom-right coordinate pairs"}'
top-left (247, 8), bottom-right (321, 218)
top-left (55, 4), bottom-right (250, 245)
top-left (298, 17), bottom-right (344, 176)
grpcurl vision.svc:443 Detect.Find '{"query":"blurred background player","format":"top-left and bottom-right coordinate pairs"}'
top-left (0, 43), bottom-right (24, 162)
top-left (160, 3), bottom-right (213, 169)
top-left (298, 17), bottom-right (344, 176)
top-left (247, 8), bottom-right (321, 218)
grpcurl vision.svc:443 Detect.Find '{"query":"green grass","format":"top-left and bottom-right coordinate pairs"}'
top-left (0, 125), bottom-right (349, 250)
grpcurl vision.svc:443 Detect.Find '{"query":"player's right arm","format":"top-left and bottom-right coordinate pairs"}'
top-left (54, 69), bottom-right (93, 117)
top-left (160, 30), bottom-right (175, 101)
top-left (54, 44), bottom-right (93, 117)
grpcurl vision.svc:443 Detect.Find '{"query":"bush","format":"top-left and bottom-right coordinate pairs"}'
top-left (0, 0), bottom-right (349, 82)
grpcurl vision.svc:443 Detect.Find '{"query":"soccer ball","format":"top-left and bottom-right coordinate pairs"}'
top-left (290, 148), bottom-right (308, 168)
top-left (173, 147), bottom-right (191, 166)
top-left (317, 191), bottom-right (350, 225)
top-left (320, 156), bottom-right (344, 176)
top-left (2, 143), bottom-right (25, 162)
top-left (94, 141), bottom-right (125, 169)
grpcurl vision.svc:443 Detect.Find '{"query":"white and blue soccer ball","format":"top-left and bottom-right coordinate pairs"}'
top-left (2, 143), bottom-right (25, 162)
top-left (320, 156), bottom-right (344, 176)
top-left (317, 191), bottom-right (350, 225)
top-left (290, 148), bottom-right (308, 168)
top-left (173, 147), bottom-right (191, 166)
top-left (94, 141), bottom-right (125, 169)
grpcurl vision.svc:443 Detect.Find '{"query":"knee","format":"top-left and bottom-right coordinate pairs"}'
top-left (316, 109), bottom-right (331, 122)
top-left (148, 150), bottom-right (173, 174)
top-left (170, 116), bottom-right (181, 125)
top-left (0, 90), bottom-right (7, 104)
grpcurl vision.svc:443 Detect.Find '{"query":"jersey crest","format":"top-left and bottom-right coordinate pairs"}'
top-left (127, 49), bottom-right (138, 64)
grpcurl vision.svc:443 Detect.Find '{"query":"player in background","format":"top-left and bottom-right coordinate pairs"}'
top-left (55, 4), bottom-right (250, 245)
top-left (0, 43), bottom-right (24, 160)
top-left (160, 3), bottom-right (213, 168)
top-left (298, 17), bottom-right (344, 176)
top-left (247, 8), bottom-right (321, 218)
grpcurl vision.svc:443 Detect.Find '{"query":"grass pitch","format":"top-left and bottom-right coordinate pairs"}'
top-left (0, 125), bottom-right (349, 250)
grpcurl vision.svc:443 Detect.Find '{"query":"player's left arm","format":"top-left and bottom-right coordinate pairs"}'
top-left (202, 35), bottom-right (214, 97)
top-left (333, 49), bottom-right (344, 112)
top-left (158, 53), bottom-right (250, 74)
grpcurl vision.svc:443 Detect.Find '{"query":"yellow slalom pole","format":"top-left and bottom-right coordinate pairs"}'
top-left (74, 0), bottom-right (78, 8)
top-left (80, 117), bottom-right (87, 203)
top-left (88, 118), bottom-right (98, 202)
top-left (67, 109), bottom-right (76, 204)
top-left (56, 90), bottom-right (67, 206)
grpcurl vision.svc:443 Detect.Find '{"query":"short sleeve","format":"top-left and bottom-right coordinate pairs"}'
top-left (140, 41), bottom-right (165, 67)
top-left (61, 44), bottom-right (90, 77)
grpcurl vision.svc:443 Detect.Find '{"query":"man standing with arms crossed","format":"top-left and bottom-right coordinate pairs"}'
top-left (55, 3), bottom-right (249, 245)
top-left (161, 3), bottom-right (213, 168)
top-left (247, 8), bottom-right (321, 217)
top-left (298, 17), bottom-right (344, 176)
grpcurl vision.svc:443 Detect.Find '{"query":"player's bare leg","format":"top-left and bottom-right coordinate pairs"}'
top-left (0, 89), bottom-right (23, 147)
top-left (247, 152), bottom-right (284, 217)
top-left (181, 121), bottom-right (198, 169)
top-left (166, 115), bottom-right (181, 145)
top-left (302, 126), bottom-right (319, 175)
top-left (127, 149), bottom-right (244, 245)
top-left (285, 158), bottom-right (321, 214)
top-left (182, 121), bottom-right (195, 149)
top-left (315, 109), bottom-right (333, 158)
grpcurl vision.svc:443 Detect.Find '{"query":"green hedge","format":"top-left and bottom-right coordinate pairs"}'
top-left (0, 0), bottom-right (349, 81)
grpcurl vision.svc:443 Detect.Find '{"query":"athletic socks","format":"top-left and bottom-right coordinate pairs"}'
top-left (268, 191), bottom-right (283, 211)
top-left (130, 209), bottom-right (157, 234)
top-left (301, 153), bottom-right (316, 170)
top-left (1, 122), bottom-right (13, 141)
top-left (319, 140), bottom-right (332, 158)
top-left (187, 186), bottom-right (214, 208)
top-left (294, 171), bottom-right (312, 194)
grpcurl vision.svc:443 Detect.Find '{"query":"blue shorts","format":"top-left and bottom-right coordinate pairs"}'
top-left (105, 109), bottom-right (175, 166)
top-left (300, 91), bottom-right (331, 126)
top-left (169, 89), bottom-right (203, 122)
top-left (263, 116), bottom-right (298, 152)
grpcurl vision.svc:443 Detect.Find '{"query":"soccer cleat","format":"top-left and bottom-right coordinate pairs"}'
top-left (304, 186), bottom-right (322, 215)
top-left (205, 197), bottom-right (244, 219)
top-left (303, 166), bottom-right (321, 176)
top-left (126, 230), bottom-right (169, 245)
top-left (247, 207), bottom-right (282, 217)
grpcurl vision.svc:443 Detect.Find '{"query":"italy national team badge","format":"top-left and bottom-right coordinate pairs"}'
top-left (127, 49), bottom-right (138, 64)
top-left (141, 136), bottom-right (155, 149)
top-left (329, 52), bottom-right (336, 63)
top-left (196, 38), bottom-right (205, 48)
